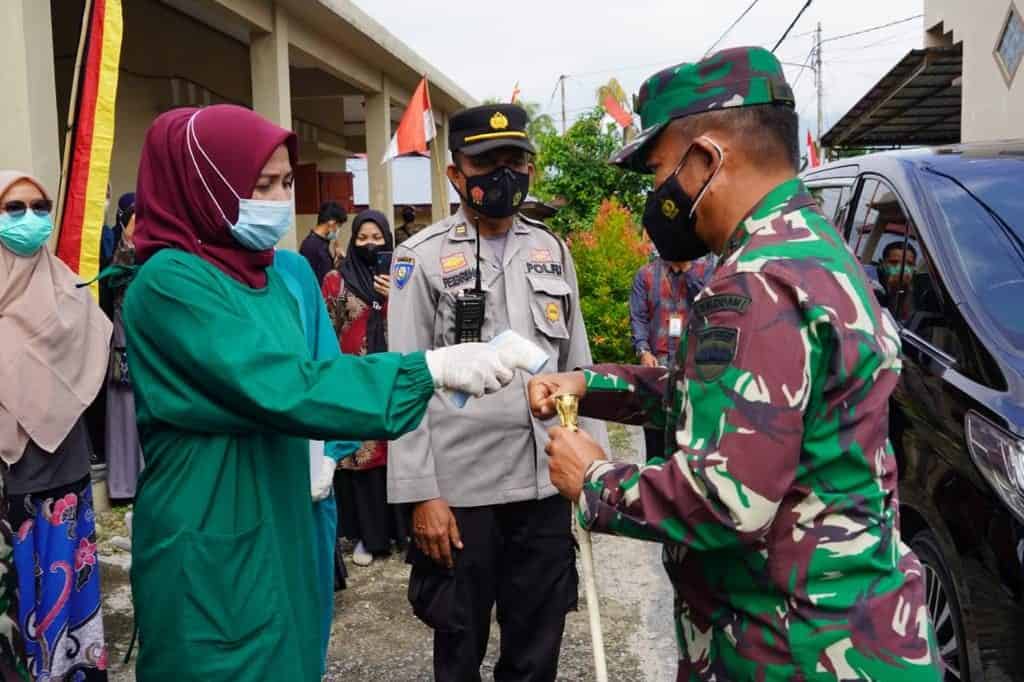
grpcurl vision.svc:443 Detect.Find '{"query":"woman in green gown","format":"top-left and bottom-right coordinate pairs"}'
top-left (123, 105), bottom-right (513, 681)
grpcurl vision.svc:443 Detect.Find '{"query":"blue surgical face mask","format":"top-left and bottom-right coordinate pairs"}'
top-left (187, 110), bottom-right (293, 252)
top-left (229, 198), bottom-right (294, 251)
top-left (0, 211), bottom-right (54, 257)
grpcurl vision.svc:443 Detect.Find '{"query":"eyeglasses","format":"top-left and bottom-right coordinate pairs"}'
top-left (2, 199), bottom-right (53, 218)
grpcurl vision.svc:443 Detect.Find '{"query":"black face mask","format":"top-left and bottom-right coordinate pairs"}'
top-left (354, 243), bottom-right (381, 266)
top-left (458, 165), bottom-right (530, 219)
top-left (641, 140), bottom-right (723, 262)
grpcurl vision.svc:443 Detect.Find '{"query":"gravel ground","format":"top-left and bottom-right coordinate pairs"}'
top-left (98, 424), bottom-right (677, 680)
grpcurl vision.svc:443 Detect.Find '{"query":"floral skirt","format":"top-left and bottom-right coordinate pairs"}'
top-left (9, 477), bottom-right (107, 681)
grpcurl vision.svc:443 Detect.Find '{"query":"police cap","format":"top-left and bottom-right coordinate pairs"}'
top-left (449, 104), bottom-right (536, 157)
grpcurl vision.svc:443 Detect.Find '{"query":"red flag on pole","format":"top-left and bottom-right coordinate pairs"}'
top-left (602, 94), bottom-right (633, 129)
top-left (382, 77), bottom-right (435, 164)
top-left (511, 81), bottom-right (521, 104)
top-left (807, 130), bottom-right (821, 168)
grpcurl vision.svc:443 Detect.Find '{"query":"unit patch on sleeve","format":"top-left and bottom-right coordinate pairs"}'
top-left (693, 294), bottom-right (751, 319)
top-left (694, 326), bottom-right (739, 382)
top-left (392, 258), bottom-right (415, 290)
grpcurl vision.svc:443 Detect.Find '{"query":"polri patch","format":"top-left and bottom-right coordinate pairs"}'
top-left (694, 326), bottom-right (738, 382)
top-left (693, 294), bottom-right (751, 319)
top-left (393, 260), bottom-right (415, 290)
top-left (441, 252), bottom-right (468, 274)
top-left (526, 262), bottom-right (563, 277)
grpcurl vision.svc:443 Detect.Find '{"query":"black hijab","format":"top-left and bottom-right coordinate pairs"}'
top-left (340, 209), bottom-right (393, 354)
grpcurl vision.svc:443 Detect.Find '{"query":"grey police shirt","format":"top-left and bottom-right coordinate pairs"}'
top-left (386, 209), bottom-right (608, 507)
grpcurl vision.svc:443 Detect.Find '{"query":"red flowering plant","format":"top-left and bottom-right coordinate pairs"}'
top-left (568, 199), bottom-right (651, 363)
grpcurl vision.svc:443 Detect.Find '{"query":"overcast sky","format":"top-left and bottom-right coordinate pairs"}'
top-left (356, 0), bottom-right (926, 141)
top-left (350, 1), bottom-right (928, 204)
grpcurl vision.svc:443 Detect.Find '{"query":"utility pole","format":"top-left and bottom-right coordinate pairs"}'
top-left (559, 75), bottom-right (567, 134)
top-left (815, 22), bottom-right (824, 142)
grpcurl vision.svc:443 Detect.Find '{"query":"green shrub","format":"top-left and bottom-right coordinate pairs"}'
top-left (569, 199), bottom-right (650, 364)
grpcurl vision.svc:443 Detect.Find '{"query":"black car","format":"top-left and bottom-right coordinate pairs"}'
top-left (802, 142), bottom-right (1024, 681)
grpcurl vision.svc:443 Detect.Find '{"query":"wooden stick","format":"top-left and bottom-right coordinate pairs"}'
top-left (575, 506), bottom-right (608, 682)
top-left (55, 0), bottom-right (95, 235)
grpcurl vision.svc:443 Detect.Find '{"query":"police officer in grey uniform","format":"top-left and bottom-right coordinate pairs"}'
top-left (388, 103), bottom-right (607, 682)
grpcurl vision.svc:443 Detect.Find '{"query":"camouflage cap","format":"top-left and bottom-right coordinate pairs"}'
top-left (611, 46), bottom-right (795, 173)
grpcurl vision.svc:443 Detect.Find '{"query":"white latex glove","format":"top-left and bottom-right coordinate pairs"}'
top-left (309, 441), bottom-right (335, 502)
top-left (425, 343), bottom-right (515, 398)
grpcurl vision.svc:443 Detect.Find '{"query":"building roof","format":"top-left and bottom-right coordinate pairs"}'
top-left (822, 46), bottom-right (963, 148)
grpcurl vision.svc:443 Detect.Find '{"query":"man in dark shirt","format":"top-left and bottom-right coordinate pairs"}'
top-left (394, 205), bottom-right (417, 245)
top-left (300, 201), bottom-right (347, 285)
top-left (629, 253), bottom-right (714, 461)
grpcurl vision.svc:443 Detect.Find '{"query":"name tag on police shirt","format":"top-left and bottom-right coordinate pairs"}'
top-left (669, 316), bottom-right (683, 338)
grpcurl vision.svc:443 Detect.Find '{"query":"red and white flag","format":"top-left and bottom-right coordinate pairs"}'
top-left (602, 93), bottom-right (633, 129)
top-left (511, 81), bottom-right (521, 104)
top-left (382, 77), bottom-right (435, 164)
top-left (807, 130), bottom-right (821, 168)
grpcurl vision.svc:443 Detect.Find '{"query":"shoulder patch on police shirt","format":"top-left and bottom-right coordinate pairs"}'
top-left (694, 293), bottom-right (751, 318)
top-left (392, 258), bottom-right (415, 290)
top-left (694, 326), bottom-right (739, 382)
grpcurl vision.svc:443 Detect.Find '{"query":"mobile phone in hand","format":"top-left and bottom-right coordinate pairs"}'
top-left (375, 250), bottom-right (393, 276)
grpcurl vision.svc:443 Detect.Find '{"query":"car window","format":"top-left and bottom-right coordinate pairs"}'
top-left (849, 179), bottom-right (881, 256)
top-left (879, 222), bottom-right (953, 349)
top-left (848, 178), bottom-right (912, 264)
top-left (809, 186), bottom-right (846, 223)
top-left (922, 159), bottom-right (1024, 350)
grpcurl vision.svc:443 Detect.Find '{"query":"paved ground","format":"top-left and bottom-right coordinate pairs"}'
top-left (98, 425), bottom-right (677, 680)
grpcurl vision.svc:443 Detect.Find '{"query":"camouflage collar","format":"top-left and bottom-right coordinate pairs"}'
top-left (719, 177), bottom-right (814, 260)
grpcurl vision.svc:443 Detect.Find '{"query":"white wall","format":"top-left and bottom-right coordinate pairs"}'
top-left (927, 0), bottom-right (1024, 142)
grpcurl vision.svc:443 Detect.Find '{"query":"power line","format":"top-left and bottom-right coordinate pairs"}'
top-left (772, 0), bottom-right (813, 53)
top-left (704, 0), bottom-right (763, 57)
top-left (821, 14), bottom-right (923, 44)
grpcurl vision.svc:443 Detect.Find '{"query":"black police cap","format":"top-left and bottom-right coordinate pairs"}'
top-left (449, 104), bottom-right (536, 157)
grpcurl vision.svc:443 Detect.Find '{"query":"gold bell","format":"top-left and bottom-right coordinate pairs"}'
top-left (555, 394), bottom-right (580, 432)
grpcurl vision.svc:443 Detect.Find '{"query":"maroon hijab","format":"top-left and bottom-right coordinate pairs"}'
top-left (134, 105), bottom-right (298, 288)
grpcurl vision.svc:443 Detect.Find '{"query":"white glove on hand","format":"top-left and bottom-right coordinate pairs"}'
top-left (309, 441), bottom-right (335, 502)
top-left (425, 343), bottom-right (515, 397)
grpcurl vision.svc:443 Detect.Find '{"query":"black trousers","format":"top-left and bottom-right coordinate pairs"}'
top-left (644, 427), bottom-right (667, 463)
top-left (335, 466), bottom-right (409, 555)
top-left (407, 495), bottom-right (578, 682)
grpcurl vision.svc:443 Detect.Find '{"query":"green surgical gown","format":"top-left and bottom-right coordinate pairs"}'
top-left (123, 249), bottom-right (433, 681)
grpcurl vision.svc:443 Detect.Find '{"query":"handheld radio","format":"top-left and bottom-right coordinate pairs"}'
top-left (453, 218), bottom-right (486, 343)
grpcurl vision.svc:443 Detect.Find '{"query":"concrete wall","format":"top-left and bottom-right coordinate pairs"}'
top-left (926, 0), bottom-right (1024, 142)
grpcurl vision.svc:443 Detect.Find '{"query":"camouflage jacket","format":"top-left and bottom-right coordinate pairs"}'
top-left (579, 179), bottom-right (940, 681)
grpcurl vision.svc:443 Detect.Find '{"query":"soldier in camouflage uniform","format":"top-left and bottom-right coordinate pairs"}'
top-left (529, 47), bottom-right (941, 681)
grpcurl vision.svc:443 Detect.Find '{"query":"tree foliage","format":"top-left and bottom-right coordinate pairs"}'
top-left (568, 199), bottom-right (651, 363)
top-left (532, 108), bottom-right (650, 235)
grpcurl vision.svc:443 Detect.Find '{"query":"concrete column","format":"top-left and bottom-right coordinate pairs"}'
top-left (365, 80), bottom-right (394, 217)
top-left (250, 3), bottom-right (298, 250)
top-left (430, 112), bottom-right (451, 223)
top-left (0, 0), bottom-right (60, 193)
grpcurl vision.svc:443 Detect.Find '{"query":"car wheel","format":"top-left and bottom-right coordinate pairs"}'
top-left (911, 530), bottom-right (969, 681)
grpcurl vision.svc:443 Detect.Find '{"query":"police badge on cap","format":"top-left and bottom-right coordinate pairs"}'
top-left (449, 104), bottom-right (537, 157)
